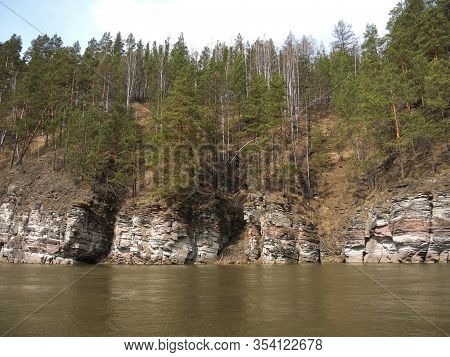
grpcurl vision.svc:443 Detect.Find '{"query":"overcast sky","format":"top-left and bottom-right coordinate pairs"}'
top-left (0, 0), bottom-right (398, 52)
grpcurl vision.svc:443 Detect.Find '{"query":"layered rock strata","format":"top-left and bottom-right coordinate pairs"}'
top-left (107, 201), bottom-right (231, 264)
top-left (243, 193), bottom-right (321, 263)
top-left (0, 185), bottom-right (112, 264)
top-left (344, 193), bottom-right (449, 263)
top-left (108, 193), bottom-right (321, 265)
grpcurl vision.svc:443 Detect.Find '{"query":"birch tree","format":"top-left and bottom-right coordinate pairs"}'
top-left (125, 33), bottom-right (137, 108)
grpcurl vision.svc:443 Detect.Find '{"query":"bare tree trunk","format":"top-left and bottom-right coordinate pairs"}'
top-left (221, 96), bottom-right (225, 161)
top-left (126, 51), bottom-right (137, 108)
top-left (101, 79), bottom-right (106, 109)
top-left (227, 111), bottom-right (230, 161)
top-left (158, 56), bottom-right (164, 117)
top-left (390, 86), bottom-right (404, 179)
top-left (225, 51), bottom-right (231, 160)
top-left (305, 97), bottom-right (311, 189)
top-left (70, 70), bottom-right (75, 105)
top-left (10, 133), bottom-right (19, 169)
top-left (53, 134), bottom-right (58, 170)
top-left (244, 47), bottom-right (249, 98)
top-left (17, 112), bottom-right (45, 167)
top-left (0, 129), bottom-right (6, 147)
top-left (105, 73), bottom-right (110, 112)
top-left (9, 100), bottom-right (21, 169)
top-left (92, 81), bottom-right (96, 107)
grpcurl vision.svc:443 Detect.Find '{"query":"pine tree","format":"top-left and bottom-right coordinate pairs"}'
top-left (263, 73), bottom-right (286, 132)
top-left (331, 20), bottom-right (357, 54)
top-left (168, 34), bottom-right (191, 85)
top-left (150, 66), bottom-right (201, 195)
top-left (242, 75), bottom-right (267, 139)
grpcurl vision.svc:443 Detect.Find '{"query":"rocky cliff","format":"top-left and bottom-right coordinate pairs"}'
top-left (3, 184), bottom-right (448, 265)
top-left (0, 200), bottom-right (112, 264)
top-left (0, 174), bottom-right (320, 264)
top-left (0, 160), bottom-right (113, 264)
top-left (241, 193), bottom-right (320, 263)
top-left (106, 192), bottom-right (320, 264)
top-left (1, 154), bottom-right (448, 265)
top-left (218, 192), bottom-right (320, 264)
top-left (344, 192), bottom-right (450, 263)
top-left (106, 200), bottom-right (229, 264)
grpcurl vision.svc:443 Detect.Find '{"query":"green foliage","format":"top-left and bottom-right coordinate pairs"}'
top-left (240, 74), bottom-right (286, 139)
top-left (168, 34), bottom-right (192, 84)
top-left (242, 75), bottom-right (267, 135)
top-left (64, 106), bottom-right (138, 190)
top-left (146, 65), bottom-right (202, 197)
top-left (329, 0), bottom-right (449, 180)
top-left (1, 0), bottom-right (447, 201)
top-left (329, 50), bottom-right (356, 118)
top-left (424, 58), bottom-right (450, 114)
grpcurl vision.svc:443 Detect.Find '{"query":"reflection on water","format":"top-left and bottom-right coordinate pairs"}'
top-left (0, 264), bottom-right (449, 336)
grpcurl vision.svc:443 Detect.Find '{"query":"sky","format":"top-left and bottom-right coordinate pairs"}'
top-left (0, 0), bottom-right (398, 52)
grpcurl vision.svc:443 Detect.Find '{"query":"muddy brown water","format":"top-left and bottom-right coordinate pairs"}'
top-left (0, 264), bottom-right (449, 336)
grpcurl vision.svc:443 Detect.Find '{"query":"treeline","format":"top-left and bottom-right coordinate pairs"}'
top-left (0, 32), bottom-right (139, 197)
top-left (0, 0), bottom-right (448, 199)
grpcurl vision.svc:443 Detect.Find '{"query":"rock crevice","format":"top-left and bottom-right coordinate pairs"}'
top-left (242, 193), bottom-right (320, 264)
top-left (106, 198), bottom-right (244, 264)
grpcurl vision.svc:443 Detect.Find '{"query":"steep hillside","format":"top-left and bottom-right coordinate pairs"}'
top-left (0, 105), bottom-right (448, 265)
top-left (310, 113), bottom-right (449, 262)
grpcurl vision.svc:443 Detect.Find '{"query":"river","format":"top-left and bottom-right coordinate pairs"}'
top-left (0, 264), bottom-right (449, 336)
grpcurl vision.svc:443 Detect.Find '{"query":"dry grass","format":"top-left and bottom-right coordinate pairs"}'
top-left (0, 150), bottom-right (93, 213)
top-left (132, 102), bottom-right (152, 127)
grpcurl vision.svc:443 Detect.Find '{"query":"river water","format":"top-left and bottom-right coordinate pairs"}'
top-left (0, 264), bottom-right (449, 336)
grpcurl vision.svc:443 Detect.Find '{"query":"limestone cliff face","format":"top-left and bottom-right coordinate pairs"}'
top-left (2, 183), bottom-right (447, 264)
top-left (0, 184), bottom-right (112, 264)
top-left (106, 201), bottom-right (233, 264)
top-left (242, 193), bottom-right (320, 264)
top-left (107, 206), bottom-right (194, 264)
top-left (107, 193), bottom-right (321, 265)
top-left (344, 192), bottom-right (449, 263)
top-left (0, 175), bottom-right (320, 265)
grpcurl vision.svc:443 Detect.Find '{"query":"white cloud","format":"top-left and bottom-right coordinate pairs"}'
top-left (92, 0), bottom-right (397, 50)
